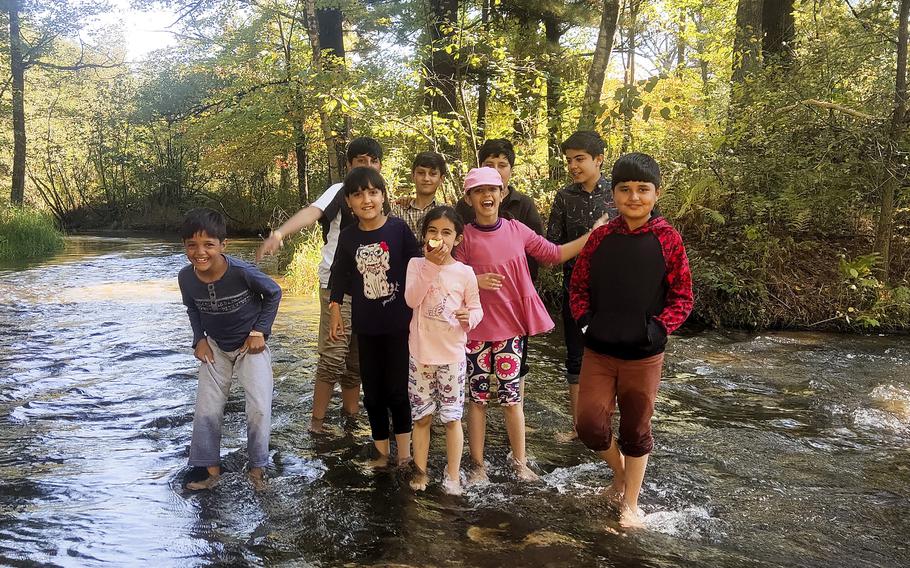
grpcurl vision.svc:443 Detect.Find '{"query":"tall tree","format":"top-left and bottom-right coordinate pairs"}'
top-left (578, 0), bottom-right (621, 130)
top-left (731, 0), bottom-right (763, 85)
top-left (544, 14), bottom-right (562, 180)
top-left (425, 0), bottom-right (458, 119)
top-left (303, 0), bottom-right (346, 184)
top-left (3, 0), bottom-right (114, 204)
top-left (317, 5), bottom-right (347, 182)
top-left (762, 0), bottom-right (795, 63)
top-left (6, 0), bottom-right (25, 204)
top-left (874, 0), bottom-right (910, 282)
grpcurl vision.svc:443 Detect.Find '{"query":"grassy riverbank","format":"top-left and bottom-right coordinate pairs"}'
top-left (0, 206), bottom-right (64, 261)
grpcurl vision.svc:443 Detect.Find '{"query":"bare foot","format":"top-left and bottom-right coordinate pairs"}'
top-left (554, 429), bottom-right (579, 443)
top-left (186, 475), bottom-right (220, 491)
top-left (512, 459), bottom-right (540, 482)
top-left (395, 456), bottom-right (414, 471)
top-left (248, 468), bottom-right (267, 492)
top-left (409, 468), bottom-right (428, 492)
top-left (602, 482), bottom-right (624, 506)
top-left (467, 463), bottom-right (489, 485)
top-left (442, 473), bottom-right (462, 496)
top-left (619, 503), bottom-right (645, 529)
top-left (308, 417), bottom-right (325, 434)
top-left (367, 454), bottom-right (390, 469)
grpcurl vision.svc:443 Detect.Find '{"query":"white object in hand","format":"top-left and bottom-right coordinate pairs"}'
top-left (427, 239), bottom-right (442, 248)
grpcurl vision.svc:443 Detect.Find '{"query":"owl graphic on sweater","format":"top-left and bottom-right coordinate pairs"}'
top-left (355, 241), bottom-right (394, 300)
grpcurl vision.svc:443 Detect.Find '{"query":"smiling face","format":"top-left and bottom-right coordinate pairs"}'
top-left (480, 154), bottom-right (512, 188)
top-left (613, 180), bottom-right (660, 230)
top-left (465, 184), bottom-right (503, 225)
top-left (412, 166), bottom-right (442, 199)
top-left (184, 231), bottom-right (227, 278)
top-left (564, 149), bottom-right (603, 188)
top-left (423, 215), bottom-right (462, 251)
top-left (345, 184), bottom-right (386, 224)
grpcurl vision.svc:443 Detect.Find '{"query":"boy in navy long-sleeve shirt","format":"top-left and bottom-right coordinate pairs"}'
top-left (178, 208), bottom-right (282, 491)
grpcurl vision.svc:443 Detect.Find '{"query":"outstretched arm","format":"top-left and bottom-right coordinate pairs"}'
top-left (256, 205), bottom-right (323, 260)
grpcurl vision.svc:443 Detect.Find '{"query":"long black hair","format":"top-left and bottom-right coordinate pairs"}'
top-left (420, 205), bottom-right (464, 238)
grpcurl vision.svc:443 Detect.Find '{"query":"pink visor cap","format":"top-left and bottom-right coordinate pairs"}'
top-left (463, 167), bottom-right (503, 194)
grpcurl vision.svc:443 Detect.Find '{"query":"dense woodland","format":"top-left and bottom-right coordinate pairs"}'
top-left (2, 0), bottom-right (910, 330)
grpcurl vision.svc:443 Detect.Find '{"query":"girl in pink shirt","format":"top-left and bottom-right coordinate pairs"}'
top-left (454, 167), bottom-right (602, 483)
top-left (405, 206), bottom-right (483, 496)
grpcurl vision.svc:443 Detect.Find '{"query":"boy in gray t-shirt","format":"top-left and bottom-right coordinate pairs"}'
top-left (178, 208), bottom-right (282, 491)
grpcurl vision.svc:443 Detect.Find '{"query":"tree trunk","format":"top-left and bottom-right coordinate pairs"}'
top-left (303, 0), bottom-right (344, 184)
top-left (426, 0), bottom-right (459, 119)
top-left (476, 0), bottom-right (489, 140)
top-left (578, 0), bottom-right (621, 131)
top-left (732, 0), bottom-right (763, 85)
top-left (317, 6), bottom-right (346, 182)
top-left (544, 16), bottom-right (562, 181)
top-left (8, 0), bottom-right (26, 204)
top-left (874, 0), bottom-right (910, 282)
top-left (676, 9), bottom-right (686, 70)
top-left (621, 0), bottom-right (640, 153)
top-left (762, 0), bottom-right (795, 64)
top-left (511, 9), bottom-right (538, 140)
top-left (294, 124), bottom-right (309, 205)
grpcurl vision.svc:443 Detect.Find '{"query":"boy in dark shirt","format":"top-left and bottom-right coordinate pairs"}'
top-left (178, 208), bottom-right (282, 491)
top-left (547, 131), bottom-right (618, 442)
top-left (455, 138), bottom-right (544, 380)
top-left (328, 167), bottom-right (421, 468)
top-left (569, 153), bottom-right (692, 528)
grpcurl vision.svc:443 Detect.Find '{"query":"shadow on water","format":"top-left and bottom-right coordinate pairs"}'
top-left (1, 236), bottom-right (909, 567)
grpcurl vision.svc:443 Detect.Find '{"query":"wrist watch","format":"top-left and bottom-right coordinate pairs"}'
top-left (249, 330), bottom-right (264, 338)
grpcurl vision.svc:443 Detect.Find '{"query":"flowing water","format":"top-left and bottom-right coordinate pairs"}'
top-left (1, 236), bottom-right (908, 567)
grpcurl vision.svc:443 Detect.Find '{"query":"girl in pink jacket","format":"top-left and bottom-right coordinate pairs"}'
top-left (405, 205), bottom-right (483, 496)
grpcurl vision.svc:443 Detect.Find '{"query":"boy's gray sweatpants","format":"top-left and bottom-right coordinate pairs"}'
top-left (188, 338), bottom-right (273, 468)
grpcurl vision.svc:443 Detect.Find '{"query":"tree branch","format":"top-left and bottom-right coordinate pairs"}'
top-left (777, 98), bottom-right (880, 121)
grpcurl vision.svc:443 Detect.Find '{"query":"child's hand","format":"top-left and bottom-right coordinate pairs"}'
top-left (194, 338), bottom-right (214, 363)
top-left (255, 233), bottom-right (283, 261)
top-left (328, 303), bottom-right (344, 341)
top-left (454, 308), bottom-right (470, 325)
top-left (425, 241), bottom-right (449, 265)
top-left (592, 212), bottom-right (611, 230)
top-left (477, 273), bottom-right (504, 291)
top-left (241, 334), bottom-right (267, 354)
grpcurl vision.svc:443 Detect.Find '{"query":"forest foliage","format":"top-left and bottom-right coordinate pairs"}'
top-left (2, 0), bottom-right (910, 330)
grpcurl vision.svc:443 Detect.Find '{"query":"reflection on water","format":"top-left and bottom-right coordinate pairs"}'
top-left (1, 236), bottom-right (909, 567)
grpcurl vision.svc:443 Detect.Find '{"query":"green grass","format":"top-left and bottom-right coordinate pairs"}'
top-left (0, 206), bottom-right (65, 261)
top-left (284, 226), bottom-right (323, 297)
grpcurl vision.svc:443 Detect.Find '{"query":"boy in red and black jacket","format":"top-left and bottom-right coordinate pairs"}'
top-left (569, 152), bottom-right (693, 528)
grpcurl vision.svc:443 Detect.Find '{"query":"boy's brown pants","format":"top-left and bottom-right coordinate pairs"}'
top-left (575, 349), bottom-right (664, 458)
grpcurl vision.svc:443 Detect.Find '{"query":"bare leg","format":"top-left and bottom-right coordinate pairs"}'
top-left (369, 438), bottom-right (390, 468)
top-left (341, 386), bottom-right (360, 416)
top-left (619, 454), bottom-right (649, 528)
top-left (503, 404), bottom-right (538, 481)
top-left (248, 466), bottom-right (267, 491)
top-left (467, 402), bottom-right (488, 483)
top-left (410, 415), bottom-right (432, 491)
top-left (555, 383), bottom-right (581, 442)
top-left (596, 437), bottom-right (626, 502)
top-left (394, 431), bottom-right (412, 465)
top-left (443, 419), bottom-right (464, 495)
top-left (310, 381), bottom-right (334, 432)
